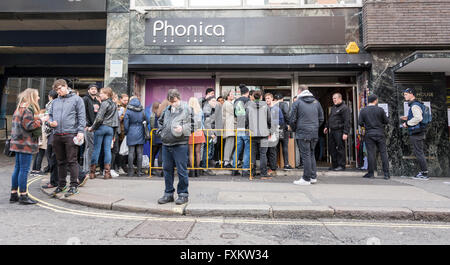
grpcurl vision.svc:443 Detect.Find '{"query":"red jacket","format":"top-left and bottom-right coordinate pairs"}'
top-left (10, 105), bottom-right (42, 154)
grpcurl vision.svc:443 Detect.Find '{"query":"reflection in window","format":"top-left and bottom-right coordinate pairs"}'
top-left (246, 0), bottom-right (299, 6)
top-left (304, 0), bottom-right (357, 4)
top-left (189, 0), bottom-right (242, 7)
top-left (135, 0), bottom-right (185, 7)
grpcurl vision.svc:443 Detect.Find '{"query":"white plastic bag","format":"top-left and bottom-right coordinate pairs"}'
top-left (119, 136), bottom-right (128, 156)
top-left (142, 155), bottom-right (150, 169)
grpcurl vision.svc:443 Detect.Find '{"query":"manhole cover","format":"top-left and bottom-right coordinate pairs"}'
top-left (126, 220), bottom-right (196, 240)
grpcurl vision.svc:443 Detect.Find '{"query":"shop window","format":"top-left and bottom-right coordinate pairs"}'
top-left (246, 0), bottom-right (299, 7)
top-left (304, 0), bottom-right (358, 5)
top-left (134, 0), bottom-right (185, 8)
top-left (189, 0), bottom-right (242, 7)
top-left (133, 0), bottom-right (361, 9)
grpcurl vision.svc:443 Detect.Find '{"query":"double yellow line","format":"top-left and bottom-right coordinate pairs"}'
top-left (27, 176), bottom-right (450, 230)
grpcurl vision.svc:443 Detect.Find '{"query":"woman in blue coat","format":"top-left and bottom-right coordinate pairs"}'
top-left (124, 96), bottom-right (148, 177)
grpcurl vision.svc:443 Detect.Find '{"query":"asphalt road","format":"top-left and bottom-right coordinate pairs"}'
top-left (1, 167), bottom-right (450, 246)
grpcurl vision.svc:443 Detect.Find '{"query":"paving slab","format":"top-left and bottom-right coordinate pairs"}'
top-left (61, 192), bottom-right (124, 210)
top-left (112, 199), bottom-right (186, 215)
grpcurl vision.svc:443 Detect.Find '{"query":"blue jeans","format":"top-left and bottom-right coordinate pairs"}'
top-left (200, 138), bottom-right (215, 168)
top-left (91, 125), bottom-right (114, 165)
top-left (232, 135), bottom-right (250, 169)
top-left (11, 152), bottom-right (33, 193)
top-left (162, 144), bottom-right (189, 196)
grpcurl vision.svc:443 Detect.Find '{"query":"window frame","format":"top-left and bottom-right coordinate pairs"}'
top-left (130, 0), bottom-right (363, 10)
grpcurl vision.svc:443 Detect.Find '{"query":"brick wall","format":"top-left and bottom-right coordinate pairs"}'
top-left (363, 0), bottom-right (450, 49)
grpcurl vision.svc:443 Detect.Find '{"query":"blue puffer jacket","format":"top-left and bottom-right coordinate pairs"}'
top-left (124, 98), bottom-right (147, 146)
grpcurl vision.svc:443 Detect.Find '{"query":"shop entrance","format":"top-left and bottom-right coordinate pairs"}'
top-left (308, 86), bottom-right (357, 168)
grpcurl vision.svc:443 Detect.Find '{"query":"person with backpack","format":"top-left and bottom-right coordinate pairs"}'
top-left (231, 84), bottom-right (251, 177)
top-left (401, 88), bottom-right (431, 180)
top-left (358, 94), bottom-right (390, 180)
top-left (124, 96), bottom-right (148, 177)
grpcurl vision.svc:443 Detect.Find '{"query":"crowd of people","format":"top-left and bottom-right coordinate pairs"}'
top-left (8, 80), bottom-right (430, 206)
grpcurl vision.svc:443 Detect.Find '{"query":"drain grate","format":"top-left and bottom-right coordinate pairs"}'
top-left (126, 220), bottom-right (196, 240)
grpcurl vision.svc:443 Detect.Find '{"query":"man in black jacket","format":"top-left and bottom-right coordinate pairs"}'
top-left (290, 85), bottom-right (324, 185)
top-left (324, 93), bottom-right (351, 171)
top-left (358, 94), bottom-right (390, 180)
top-left (82, 84), bottom-right (100, 175)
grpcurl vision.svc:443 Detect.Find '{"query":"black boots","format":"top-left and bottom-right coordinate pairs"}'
top-left (9, 192), bottom-right (19, 203)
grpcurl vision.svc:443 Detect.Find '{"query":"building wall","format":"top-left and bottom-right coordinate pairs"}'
top-left (363, 0), bottom-right (450, 49)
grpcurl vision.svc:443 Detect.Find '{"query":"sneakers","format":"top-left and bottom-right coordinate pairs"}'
top-left (158, 194), bottom-right (174, 204)
top-left (64, 186), bottom-right (79, 197)
top-left (110, 169), bottom-right (120, 178)
top-left (412, 171), bottom-right (429, 180)
top-left (283, 165), bottom-right (294, 171)
top-left (310, 178), bottom-right (317, 184)
top-left (175, 196), bottom-right (189, 205)
top-left (293, 178), bottom-right (311, 186)
top-left (51, 186), bottom-right (68, 197)
top-left (19, 194), bottom-right (37, 205)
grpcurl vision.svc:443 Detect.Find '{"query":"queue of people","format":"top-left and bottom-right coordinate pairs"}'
top-left (8, 81), bottom-right (431, 206)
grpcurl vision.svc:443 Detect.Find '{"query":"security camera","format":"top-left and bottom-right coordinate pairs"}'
top-left (135, 7), bottom-right (147, 15)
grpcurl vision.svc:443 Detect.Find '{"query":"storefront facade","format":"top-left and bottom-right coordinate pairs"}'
top-left (104, 0), bottom-right (371, 169)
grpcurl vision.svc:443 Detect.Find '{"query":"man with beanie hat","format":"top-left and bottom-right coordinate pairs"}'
top-left (358, 94), bottom-right (390, 179)
top-left (401, 88), bottom-right (429, 180)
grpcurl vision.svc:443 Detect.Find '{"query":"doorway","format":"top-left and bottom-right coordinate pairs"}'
top-left (309, 86), bottom-right (357, 168)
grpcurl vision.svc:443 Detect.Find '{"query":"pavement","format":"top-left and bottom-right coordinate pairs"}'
top-left (37, 168), bottom-right (450, 222)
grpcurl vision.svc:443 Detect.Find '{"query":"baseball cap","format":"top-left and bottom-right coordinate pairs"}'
top-left (88, 84), bottom-right (99, 89)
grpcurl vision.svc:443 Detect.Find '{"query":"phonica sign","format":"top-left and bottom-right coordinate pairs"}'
top-left (145, 17), bottom-right (346, 46)
top-left (149, 19), bottom-right (226, 45)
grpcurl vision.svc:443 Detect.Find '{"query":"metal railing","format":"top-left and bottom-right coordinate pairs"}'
top-left (149, 128), bottom-right (254, 179)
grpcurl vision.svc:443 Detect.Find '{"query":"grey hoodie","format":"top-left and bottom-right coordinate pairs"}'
top-left (289, 90), bottom-right (324, 140)
top-left (49, 91), bottom-right (86, 134)
top-left (246, 100), bottom-right (272, 138)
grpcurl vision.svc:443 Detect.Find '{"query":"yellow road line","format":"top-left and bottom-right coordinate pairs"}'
top-left (27, 177), bottom-right (450, 230)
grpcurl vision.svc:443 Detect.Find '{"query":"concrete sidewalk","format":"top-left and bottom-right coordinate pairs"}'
top-left (38, 170), bottom-right (450, 221)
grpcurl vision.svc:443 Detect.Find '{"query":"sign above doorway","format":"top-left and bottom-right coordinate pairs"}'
top-left (145, 16), bottom-right (345, 46)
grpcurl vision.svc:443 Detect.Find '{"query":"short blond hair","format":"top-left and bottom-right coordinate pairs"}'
top-left (100, 87), bottom-right (113, 98)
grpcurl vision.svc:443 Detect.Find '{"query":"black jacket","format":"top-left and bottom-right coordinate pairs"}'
top-left (91, 98), bottom-right (120, 133)
top-left (83, 95), bottom-right (101, 127)
top-left (290, 90), bottom-right (324, 140)
top-left (326, 102), bottom-right (351, 134)
top-left (278, 101), bottom-right (290, 129)
top-left (358, 105), bottom-right (388, 137)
